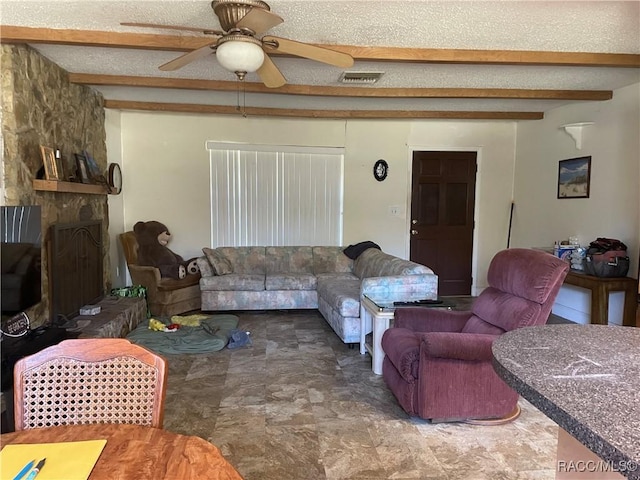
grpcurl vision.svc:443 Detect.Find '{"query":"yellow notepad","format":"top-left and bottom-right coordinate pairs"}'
top-left (0, 439), bottom-right (106, 480)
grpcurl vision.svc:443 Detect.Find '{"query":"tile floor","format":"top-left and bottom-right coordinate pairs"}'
top-left (161, 307), bottom-right (560, 480)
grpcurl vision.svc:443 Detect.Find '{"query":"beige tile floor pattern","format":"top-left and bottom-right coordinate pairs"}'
top-left (161, 308), bottom-right (560, 480)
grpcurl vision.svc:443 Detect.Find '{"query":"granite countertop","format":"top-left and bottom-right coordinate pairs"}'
top-left (492, 324), bottom-right (640, 480)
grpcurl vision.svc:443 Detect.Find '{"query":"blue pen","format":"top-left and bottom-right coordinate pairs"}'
top-left (11, 460), bottom-right (34, 480)
top-left (24, 458), bottom-right (45, 480)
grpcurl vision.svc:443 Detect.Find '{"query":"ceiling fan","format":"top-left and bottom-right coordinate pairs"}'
top-left (122, 0), bottom-right (354, 88)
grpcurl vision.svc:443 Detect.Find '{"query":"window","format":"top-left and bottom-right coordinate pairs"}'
top-left (207, 142), bottom-right (344, 246)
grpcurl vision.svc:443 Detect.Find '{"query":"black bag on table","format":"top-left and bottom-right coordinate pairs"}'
top-left (583, 237), bottom-right (630, 277)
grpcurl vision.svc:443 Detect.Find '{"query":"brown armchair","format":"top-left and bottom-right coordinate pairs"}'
top-left (119, 231), bottom-right (201, 317)
top-left (381, 248), bottom-right (569, 423)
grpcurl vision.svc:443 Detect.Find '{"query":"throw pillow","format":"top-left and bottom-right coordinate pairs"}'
top-left (203, 247), bottom-right (234, 275)
top-left (196, 256), bottom-right (214, 277)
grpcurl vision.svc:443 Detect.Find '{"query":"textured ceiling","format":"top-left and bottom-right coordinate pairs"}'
top-left (2, 0), bottom-right (639, 117)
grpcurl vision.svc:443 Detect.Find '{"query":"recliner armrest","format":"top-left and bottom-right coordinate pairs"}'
top-left (419, 332), bottom-right (498, 361)
top-left (126, 264), bottom-right (162, 295)
top-left (394, 308), bottom-right (470, 333)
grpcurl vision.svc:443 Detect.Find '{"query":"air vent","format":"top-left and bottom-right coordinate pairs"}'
top-left (339, 71), bottom-right (384, 84)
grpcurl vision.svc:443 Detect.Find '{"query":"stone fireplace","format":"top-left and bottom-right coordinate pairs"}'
top-left (1, 44), bottom-right (111, 327)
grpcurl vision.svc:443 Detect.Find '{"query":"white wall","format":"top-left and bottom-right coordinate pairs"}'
top-left (513, 83), bottom-right (640, 324)
top-left (106, 112), bottom-right (519, 291)
top-left (342, 120), bottom-right (412, 258)
top-left (105, 109), bottom-right (126, 287)
top-left (407, 121), bottom-right (518, 292)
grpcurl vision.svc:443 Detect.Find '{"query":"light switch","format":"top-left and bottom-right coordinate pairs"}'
top-left (388, 205), bottom-right (403, 217)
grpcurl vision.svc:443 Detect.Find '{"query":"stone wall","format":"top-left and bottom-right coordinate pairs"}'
top-left (1, 44), bottom-right (111, 327)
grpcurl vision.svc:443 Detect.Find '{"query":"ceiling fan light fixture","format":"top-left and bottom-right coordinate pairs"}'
top-left (216, 35), bottom-right (265, 77)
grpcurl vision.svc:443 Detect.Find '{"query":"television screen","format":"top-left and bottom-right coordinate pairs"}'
top-left (1, 206), bottom-right (42, 319)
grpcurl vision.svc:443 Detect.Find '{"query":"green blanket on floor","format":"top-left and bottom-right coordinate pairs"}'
top-left (126, 314), bottom-right (239, 354)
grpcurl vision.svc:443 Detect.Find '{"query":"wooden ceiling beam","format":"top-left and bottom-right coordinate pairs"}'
top-left (330, 45), bottom-right (640, 68)
top-left (70, 73), bottom-right (613, 100)
top-left (0, 26), bottom-right (213, 51)
top-left (3, 26), bottom-right (639, 68)
top-left (103, 99), bottom-right (544, 120)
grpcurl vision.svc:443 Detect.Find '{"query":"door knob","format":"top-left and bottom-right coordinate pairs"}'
top-left (411, 219), bottom-right (418, 225)
top-left (411, 230), bottom-right (418, 235)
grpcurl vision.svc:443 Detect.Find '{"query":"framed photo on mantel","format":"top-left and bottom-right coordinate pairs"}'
top-left (40, 145), bottom-right (62, 181)
top-left (557, 156), bottom-right (591, 199)
top-left (74, 153), bottom-right (92, 184)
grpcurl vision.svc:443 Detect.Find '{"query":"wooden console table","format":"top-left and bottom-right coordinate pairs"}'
top-left (563, 270), bottom-right (638, 327)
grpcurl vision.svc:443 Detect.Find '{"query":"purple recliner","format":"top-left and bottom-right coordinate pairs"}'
top-left (381, 248), bottom-right (569, 422)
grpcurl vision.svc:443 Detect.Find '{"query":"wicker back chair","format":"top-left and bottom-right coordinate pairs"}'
top-left (13, 338), bottom-right (167, 431)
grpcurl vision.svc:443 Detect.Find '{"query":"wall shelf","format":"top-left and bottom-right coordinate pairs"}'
top-left (559, 122), bottom-right (594, 150)
top-left (33, 179), bottom-right (108, 195)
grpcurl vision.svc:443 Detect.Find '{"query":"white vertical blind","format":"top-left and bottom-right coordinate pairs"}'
top-left (207, 142), bottom-right (344, 247)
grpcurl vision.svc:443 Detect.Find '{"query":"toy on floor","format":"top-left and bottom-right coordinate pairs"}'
top-left (170, 313), bottom-right (209, 327)
top-left (148, 318), bottom-right (180, 332)
top-left (133, 220), bottom-right (200, 280)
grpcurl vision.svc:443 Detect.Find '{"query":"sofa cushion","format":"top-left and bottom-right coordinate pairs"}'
top-left (266, 274), bottom-right (317, 291)
top-left (265, 247), bottom-right (313, 274)
top-left (316, 274), bottom-right (361, 317)
top-left (315, 272), bottom-right (358, 281)
top-left (469, 286), bottom-right (542, 331)
top-left (203, 248), bottom-right (233, 275)
top-left (312, 246), bottom-right (353, 274)
top-left (217, 247), bottom-right (266, 274)
top-left (157, 273), bottom-right (201, 291)
top-left (460, 316), bottom-right (505, 335)
top-left (196, 256), bottom-right (215, 277)
top-left (354, 248), bottom-right (432, 279)
top-left (200, 274), bottom-right (265, 291)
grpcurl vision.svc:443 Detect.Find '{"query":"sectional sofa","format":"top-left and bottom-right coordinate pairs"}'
top-left (196, 246), bottom-right (438, 344)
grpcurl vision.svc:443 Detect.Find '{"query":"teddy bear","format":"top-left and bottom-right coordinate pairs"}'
top-left (133, 220), bottom-right (199, 280)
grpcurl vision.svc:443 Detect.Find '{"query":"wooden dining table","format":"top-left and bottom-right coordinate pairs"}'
top-left (1, 423), bottom-right (244, 480)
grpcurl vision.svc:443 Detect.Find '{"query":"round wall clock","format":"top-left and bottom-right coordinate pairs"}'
top-left (107, 163), bottom-right (122, 195)
top-left (373, 159), bottom-right (389, 182)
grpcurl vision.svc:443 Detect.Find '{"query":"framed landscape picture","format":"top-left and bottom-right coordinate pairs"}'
top-left (557, 156), bottom-right (591, 199)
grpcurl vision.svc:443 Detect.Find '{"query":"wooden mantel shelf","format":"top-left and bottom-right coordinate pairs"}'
top-left (33, 179), bottom-right (108, 195)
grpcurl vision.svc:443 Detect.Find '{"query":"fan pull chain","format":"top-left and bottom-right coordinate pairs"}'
top-left (236, 79), bottom-right (247, 118)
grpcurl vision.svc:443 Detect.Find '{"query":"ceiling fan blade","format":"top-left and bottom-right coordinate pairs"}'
top-left (159, 42), bottom-right (217, 71)
top-left (236, 8), bottom-right (283, 35)
top-left (257, 54), bottom-right (286, 88)
top-left (121, 22), bottom-right (223, 35)
top-left (262, 36), bottom-right (354, 68)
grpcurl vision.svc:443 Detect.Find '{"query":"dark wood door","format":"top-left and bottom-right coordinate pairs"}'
top-left (410, 151), bottom-right (477, 295)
